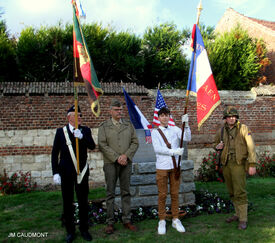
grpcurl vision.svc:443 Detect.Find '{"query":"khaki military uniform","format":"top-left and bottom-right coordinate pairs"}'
top-left (214, 121), bottom-right (256, 222)
top-left (98, 118), bottom-right (139, 224)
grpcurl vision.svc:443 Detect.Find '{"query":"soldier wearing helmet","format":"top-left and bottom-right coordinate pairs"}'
top-left (214, 106), bottom-right (256, 230)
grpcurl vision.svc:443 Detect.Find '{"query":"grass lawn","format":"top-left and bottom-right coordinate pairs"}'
top-left (0, 177), bottom-right (274, 243)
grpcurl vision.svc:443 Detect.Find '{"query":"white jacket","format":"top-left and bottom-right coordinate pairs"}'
top-left (151, 125), bottom-right (191, 170)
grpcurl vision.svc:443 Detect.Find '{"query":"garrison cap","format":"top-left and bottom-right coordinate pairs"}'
top-left (110, 99), bottom-right (122, 107)
top-left (67, 105), bottom-right (81, 114)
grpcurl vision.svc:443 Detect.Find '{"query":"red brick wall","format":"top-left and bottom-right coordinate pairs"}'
top-left (1, 93), bottom-right (274, 148)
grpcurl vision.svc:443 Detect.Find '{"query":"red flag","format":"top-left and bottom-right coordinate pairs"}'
top-left (72, 0), bottom-right (103, 117)
top-left (187, 24), bottom-right (221, 130)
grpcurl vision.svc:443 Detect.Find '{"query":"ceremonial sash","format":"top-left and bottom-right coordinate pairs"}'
top-left (63, 126), bottom-right (88, 184)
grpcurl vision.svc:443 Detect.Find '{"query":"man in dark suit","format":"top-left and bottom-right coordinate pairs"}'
top-left (51, 105), bottom-right (95, 243)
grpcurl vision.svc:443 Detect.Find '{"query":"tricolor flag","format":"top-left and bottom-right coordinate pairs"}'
top-left (72, 0), bottom-right (103, 117)
top-left (187, 24), bottom-right (221, 130)
top-left (153, 89), bottom-right (175, 127)
top-left (123, 88), bottom-right (152, 144)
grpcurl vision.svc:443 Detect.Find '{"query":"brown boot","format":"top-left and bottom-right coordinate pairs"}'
top-left (225, 215), bottom-right (239, 223)
top-left (123, 222), bottom-right (138, 232)
top-left (238, 221), bottom-right (247, 230)
top-left (105, 224), bottom-right (114, 234)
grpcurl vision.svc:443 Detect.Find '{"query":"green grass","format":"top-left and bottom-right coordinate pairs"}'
top-left (0, 178), bottom-right (274, 242)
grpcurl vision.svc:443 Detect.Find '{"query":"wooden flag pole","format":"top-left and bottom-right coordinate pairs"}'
top-left (72, 2), bottom-right (80, 175)
top-left (74, 86), bottom-right (80, 175)
top-left (178, 0), bottom-right (203, 165)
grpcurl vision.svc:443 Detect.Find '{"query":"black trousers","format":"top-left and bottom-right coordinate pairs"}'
top-left (61, 173), bottom-right (89, 234)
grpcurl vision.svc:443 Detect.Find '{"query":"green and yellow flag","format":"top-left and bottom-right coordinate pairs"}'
top-left (72, 0), bottom-right (103, 117)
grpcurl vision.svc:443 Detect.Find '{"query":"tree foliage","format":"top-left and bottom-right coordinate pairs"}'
top-left (0, 20), bottom-right (17, 82)
top-left (17, 24), bottom-right (73, 82)
top-left (207, 25), bottom-right (270, 90)
top-left (142, 23), bottom-right (190, 88)
top-left (0, 21), bottom-right (270, 90)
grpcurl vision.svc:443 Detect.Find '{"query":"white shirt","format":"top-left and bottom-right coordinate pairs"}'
top-left (69, 123), bottom-right (75, 134)
top-left (151, 125), bottom-right (191, 170)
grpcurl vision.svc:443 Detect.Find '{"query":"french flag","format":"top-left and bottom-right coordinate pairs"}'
top-left (187, 24), bottom-right (221, 130)
top-left (123, 88), bottom-right (152, 143)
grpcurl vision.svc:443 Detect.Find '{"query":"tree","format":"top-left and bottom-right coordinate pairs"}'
top-left (0, 9), bottom-right (17, 82)
top-left (141, 23), bottom-right (190, 88)
top-left (16, 23), bottom-right (73, 82)
top-left (207, 25), bottom-right (270, 90)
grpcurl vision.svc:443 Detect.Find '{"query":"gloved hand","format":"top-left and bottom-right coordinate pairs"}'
top-left (53, 174), bottom-right (61, 185)
top-left (73, 129), bottom-right (83, 139)
top-left (181, 114), bottom-right (189, 127)
top-left (172, 147), bottom-right (184, 156)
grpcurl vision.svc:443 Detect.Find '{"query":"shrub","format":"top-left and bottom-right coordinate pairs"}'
top-left (256, 151), bottom-right (275, 177)
top-left (0, 170), bottom-right (37, 195)
top-left (196, 151), bottom-right (224, 183)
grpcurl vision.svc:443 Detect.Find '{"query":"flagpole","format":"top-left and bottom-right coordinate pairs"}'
top-left (178, 0), bottom-right (203, 164)
top-left (73, 0), bottom-right (80, 175)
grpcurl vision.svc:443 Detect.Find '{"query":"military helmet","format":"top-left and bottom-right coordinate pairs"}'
top-left (223, 106), bottom-right (239, 119)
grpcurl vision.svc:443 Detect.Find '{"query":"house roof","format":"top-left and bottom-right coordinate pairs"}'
top-left (227, 8), bottom-right (275, 31)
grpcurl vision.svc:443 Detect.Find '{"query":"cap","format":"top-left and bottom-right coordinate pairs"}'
top-left (67, 105), bottom-right (81, 114)
top-left (110, 99), bottom-right (122, 107)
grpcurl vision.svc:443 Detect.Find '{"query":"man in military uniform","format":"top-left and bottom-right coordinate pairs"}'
top-left (98, 99), bottom-right (139, 234)
top-left (52, 105), bottom-right (95, 242)
top-left (214, 106), bottom-right (256, 230)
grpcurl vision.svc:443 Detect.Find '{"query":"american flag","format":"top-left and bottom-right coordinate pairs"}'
top-left (153, 90), bottom-right (175, 127)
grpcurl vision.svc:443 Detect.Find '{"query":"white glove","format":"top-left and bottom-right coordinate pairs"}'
top-left (181, 114), bottom-right (189, 127)
top-left (73, 129), bottom-right (83, 139)
top-left (53, 174), bottom-right (61, 185)
top-left (172, 147), bottom-right (184, 156)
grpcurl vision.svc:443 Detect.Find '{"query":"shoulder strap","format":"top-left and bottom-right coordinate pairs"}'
top-left (157, 128), bottom-right (171, 149)
top-left (221, 126), bottom-right (224, 142)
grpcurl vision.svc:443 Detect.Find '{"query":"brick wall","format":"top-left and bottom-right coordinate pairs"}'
top-left (215, 8), bottom-right (275, 84)
top-left (0, 88), bottom-right (274, 185)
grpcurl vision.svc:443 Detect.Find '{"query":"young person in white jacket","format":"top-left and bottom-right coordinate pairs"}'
top-left (151, 107), bottom-right (191, 235)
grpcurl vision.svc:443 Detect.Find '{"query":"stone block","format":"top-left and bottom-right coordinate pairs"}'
top-left (35, 154), bottom-right (49, 163)
top-left (137, 162), bottom-right (156, 173)
top-left (13, 155), bottom-right (23, 163)
top-left (27, 130), bottom-right (38, 137)
top-left (181, 171), bottom-right (194, 182)
top-left (116, 196), bottom-right (159, 208)
top-left (0, 130), bottom-right (5, 137)
top-left (42, 170), bottom-right (52, 178)
top-left (22, 163), bottom-right (45, 171)
top-left (180, 182), bottom-right (196, 193)
top-left (23, 136), bottom-right (34, 146)
top-left (181, 160), bottom-right (194, 171)
top-left (11, 163), bottom-right (22, 171)
top-left (139, 185), bottom-right (158, 196)
top-left (3, 156), bottom-right (14, 164)
top-left (22, 155), bottom-right (35, 163)
top-left (130, 174), bottom-right (156, 185)
top-left (30, 171), bottom-right (41, 178)
top-left (0, 137), bottom-right (9, 146)
top-left (133, 129), bottom-right (156, 163)
top-left (6, 130), bottom-right (15, 137)
top-left (181, 192), bottom-right (196, 205)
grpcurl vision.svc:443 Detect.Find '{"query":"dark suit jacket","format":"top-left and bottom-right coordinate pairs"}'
top-left (51, 124), bottom-right (95, 177)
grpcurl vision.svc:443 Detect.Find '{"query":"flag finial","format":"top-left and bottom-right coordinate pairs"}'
top-left (196, 0), bottom-right (203, 25)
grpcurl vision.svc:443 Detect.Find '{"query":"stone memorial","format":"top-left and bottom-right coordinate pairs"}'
top-left (115, 129), bottom-right (195, 208)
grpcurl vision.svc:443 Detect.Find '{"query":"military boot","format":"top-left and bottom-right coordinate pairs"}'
top-left (238, 204), bottom-right (248, 230)
top-left (225, 203), bottom-right (239, 223)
